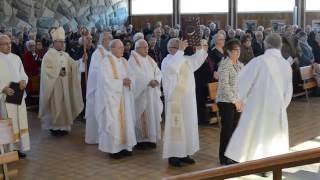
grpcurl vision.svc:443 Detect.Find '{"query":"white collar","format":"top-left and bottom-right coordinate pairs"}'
top-left (0, 52), bottom-right (11, 58)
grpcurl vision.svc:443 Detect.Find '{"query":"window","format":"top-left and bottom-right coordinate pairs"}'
top-left (180, 0), bottom-right (228, 13)
top-left (132, 0), bottom-right (173, 15)
top-left (238, 0), bottom-right (295, 12)
top-left (306, 0), bottom-right (320, 11)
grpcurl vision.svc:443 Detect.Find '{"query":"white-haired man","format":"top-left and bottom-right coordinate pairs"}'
top-left (128, 39), bottom-right (162, 150)
top-left (161, 38), bottom-right (208, 167)
top-left (0, 34), bottom-right (30, 158)
top-left (225, 34), bottom-right (293, 166)
top-left (39, 27), bottom-right (84, 136)
top-left (85, 32), bottom-right (113, 144)
top-left (95, 39), bottom-right (136, 159)
top-left (252, 31), bottom-right (265, 57)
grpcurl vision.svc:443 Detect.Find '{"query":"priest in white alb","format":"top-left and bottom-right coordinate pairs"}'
top-left (128, 39), bottom-right (163, 150)
top-left (39, 27), bottom-right (84, 136)
top-left (0, 34), bottom-right (30, 158)
top-left (85, 32), bottom-right (113, 144)
top-left (161, 38), bottom-right (208, 167)
top-left (225, 34), bottom-right (293, 164)
top-left (95, 39), bottom-right (136, 159)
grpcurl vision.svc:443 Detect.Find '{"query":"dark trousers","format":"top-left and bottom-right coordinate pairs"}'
top-left (217, 102), bottom-right (240, 163)
top-left (81, 72), bottom-right (86, 117)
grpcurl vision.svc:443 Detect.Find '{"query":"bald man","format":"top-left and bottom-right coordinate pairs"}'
top-left (95, 39), bottom-right (136, 159)
top-left (128, 39), bottom-right (163, 150)
top-left (161, 38), bottom-right (208, 167)
top-left (0, 35), bottom-right (30, 158)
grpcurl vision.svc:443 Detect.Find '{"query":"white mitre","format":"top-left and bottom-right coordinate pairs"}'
top-left (51, 27), bottom-right (65, 41)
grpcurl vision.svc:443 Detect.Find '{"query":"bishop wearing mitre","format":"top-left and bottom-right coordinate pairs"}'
top-left (39, 27), bottom-right (84, 136)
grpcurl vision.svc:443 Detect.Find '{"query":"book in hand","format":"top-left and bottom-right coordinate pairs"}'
top-left (5, 82), bottom-right (24, 105)
top-left (181, 16), bottom-right (201, 47)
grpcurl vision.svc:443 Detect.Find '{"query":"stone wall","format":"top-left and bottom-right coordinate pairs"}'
top-left (0, 0), bottom-right (128, 33)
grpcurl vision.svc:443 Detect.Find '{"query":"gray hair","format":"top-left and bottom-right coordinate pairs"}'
top-left (257, 25), bottom-right (265, 32)
top-left (133, 32), bottom-right (144, 42)
top-left (26, 40), bottom-right (36, 51)
top-left (109, 39), bottom-right (123, 49)
top-left (0, 34), bottom-right (9, 40)
top-left (134, 39), bottom-right (148, 51)
top-left (211, 33), bottom-right (225, 46)
top-left (167, 38), bottom-right (180, 54)
top-left (98, 32), bottom-right (113, 45)
top-left (255, 31), bottom-right (263, 37)
top-left (264, 33), bottom-right (282, 50)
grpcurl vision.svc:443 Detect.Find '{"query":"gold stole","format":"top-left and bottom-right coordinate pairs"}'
top-left (98, 47), bottom-right (106, 58)
top-left (168, 61), bottom-right (190, 141)
top-left (0, 57), bottom-right (29, 142)
top-left (107, 55), bottom-right (128, 145)
top-left (131, 53), bottom-right (157, 139)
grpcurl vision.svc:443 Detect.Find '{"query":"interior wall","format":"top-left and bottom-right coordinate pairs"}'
top-left (305, 12), bottom-right (320, 26)
top-left (0, 0), bottom-right (129, 33)
top-left (131, 15), bottom-right (172, 31)
top-left (131, 11), bottom-right (320, 31)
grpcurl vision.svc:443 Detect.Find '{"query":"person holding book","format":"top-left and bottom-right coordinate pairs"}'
top-left (0, 34), bottom-right (30, 158)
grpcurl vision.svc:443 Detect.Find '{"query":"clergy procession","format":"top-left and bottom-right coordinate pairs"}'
top-left (4, 13), bottom-right (320, 178)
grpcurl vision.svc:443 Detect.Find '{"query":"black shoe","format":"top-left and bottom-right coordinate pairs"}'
top-left (120, 150), bottom-right (132, 156)
top-left (258, 172), bottom-right (271, 177)
top-left (50, 129), bottom-right (59, 136)
top-left (18, 151), bottom-right (26, 159)
top-left (168, 157), bottom-right (183, 167)
top-left (146, 142), bottom-right (157, 149)
top-left (134, 142), bottom-right (148, 150)
top-left (59, 130), bottom-right (69, 136)
top-left (109, 152), bottom-right (122, 159)
top-left (180, 156), bottom-right (195, 164)
top-left (225, 158), bottom-right (238, 165)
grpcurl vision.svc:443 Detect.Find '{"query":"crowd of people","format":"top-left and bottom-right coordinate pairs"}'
top-left (0, 20), bottom-right (319, 172)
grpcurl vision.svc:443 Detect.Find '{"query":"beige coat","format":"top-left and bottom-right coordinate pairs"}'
top-left (39, 48), bottom-right (83, 128)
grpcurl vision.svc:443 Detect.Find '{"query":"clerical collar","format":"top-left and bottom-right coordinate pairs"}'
top-left (98, 45), bottom-right (108, 51)
top-left (133, 51), bottom-right (147, 60)
top-left (0, 51), bottom-right (10, 57)
top-left (111, 53), bottom-right (121, 61)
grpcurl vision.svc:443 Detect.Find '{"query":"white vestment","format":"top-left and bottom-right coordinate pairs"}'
top-left (225, 49), bottom-right (293, 162)
top-left (0, 52), bottom-right (30, 151)
top-left (128, 51), bottom-right (163, 143)
top-left (85, 45), bottom-right (109, 144)
top-left (39, 48), bottom-right (83, 131)
top-left (95, 54), bottom-right (137, 153)
top-left (161, 49), bottom-right (208, 158)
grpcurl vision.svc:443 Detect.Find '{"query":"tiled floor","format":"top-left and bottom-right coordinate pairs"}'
top-left (8, 98), bottom-right (320, 180)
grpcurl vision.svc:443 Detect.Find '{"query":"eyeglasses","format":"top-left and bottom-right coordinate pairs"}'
top-left (232, 48), bottom-right (241, 51)
top-left (0, 42), bottom-right (11, 46)
top-left (137, 46), bottom-right (148, 49)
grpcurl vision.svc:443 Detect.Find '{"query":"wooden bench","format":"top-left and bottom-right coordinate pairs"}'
top-left (163, 147), bottom-right (320, 180)
top-left (207, 82), bottom-right (220, 126)
top-left (298, 65), bottom-right (317, 102)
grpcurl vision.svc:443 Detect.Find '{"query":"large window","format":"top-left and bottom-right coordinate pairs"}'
top-left (180, 0), bottom-right (228, 13)
top-left (306, 0), bottom-right (320, 11)
top-left (238, 0), bottom-right (295, 12)
top-left (132, 0), bottom-right (173, 15)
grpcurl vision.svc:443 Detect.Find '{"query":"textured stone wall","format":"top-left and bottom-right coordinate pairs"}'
top-left (0, 0), bottom-right (128, 32)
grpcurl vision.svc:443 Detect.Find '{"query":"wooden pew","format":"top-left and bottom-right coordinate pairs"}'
top-left (163, 147), bottom-right (320, 180)
top-left (299, 65), bottom-right (317, 102)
